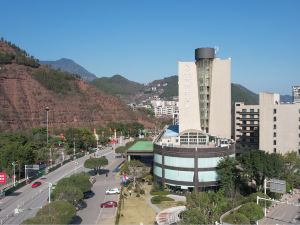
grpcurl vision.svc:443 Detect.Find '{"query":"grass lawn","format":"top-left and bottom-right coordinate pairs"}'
top-left (118, 185), bottom-right (156, 225)
top-left (157, 201), bottom-right (186, 210)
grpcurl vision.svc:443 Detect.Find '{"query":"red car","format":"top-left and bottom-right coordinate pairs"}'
top-left (100, 201), bottom-right (118, 208)
top-left (31, 181), bottom-right (42, 188)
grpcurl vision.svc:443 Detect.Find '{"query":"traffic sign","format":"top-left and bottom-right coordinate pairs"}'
top-left (0, 172), bottom-right (6, 184)
top-left (270, 179), bottom-right (286, 194)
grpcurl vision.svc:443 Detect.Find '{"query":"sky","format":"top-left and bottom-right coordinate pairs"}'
top-left (0, 0), bottom-right (299, 94)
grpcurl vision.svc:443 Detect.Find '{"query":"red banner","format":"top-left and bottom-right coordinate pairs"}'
top-left (0, 172), bottom-right (6, 184)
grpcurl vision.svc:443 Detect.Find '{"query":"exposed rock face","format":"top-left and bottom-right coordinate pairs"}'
top-left (0, 42), bottom-right (154, 131)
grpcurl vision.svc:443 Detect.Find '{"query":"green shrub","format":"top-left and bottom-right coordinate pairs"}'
top-left (151, 196), bottom-right (174, 204)
top-left (136, 193), bottom-right (140, 197)
top-left (140, 189), bottom-right (145, 195)
top-left (223, 212), bottom-right (250, 225)
top-left (248, 192), bottom-right (271, 207)
top-left (238, 202), bottom-right (264, 223)
top-left (150, 190), bottom-right (169, 196)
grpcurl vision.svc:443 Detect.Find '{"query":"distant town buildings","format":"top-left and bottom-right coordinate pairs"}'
top-left (293, 86), bottom-right (300, 103)
top-left (154, 48), bottom-right (235, 191)
top-left (235, 90), bottom-right (300, 155)
top-left (151, 100), bottom-right (178, 118)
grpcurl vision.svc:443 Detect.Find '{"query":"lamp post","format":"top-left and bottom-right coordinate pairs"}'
top-left (12, 161), bottom-right (16, 187)
top-left (44, 181), bottom-right (52, 203)
top-left (45, 107), bottom-right (52, 166)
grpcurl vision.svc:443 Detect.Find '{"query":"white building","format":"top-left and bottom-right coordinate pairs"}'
top-left (151, 100), bottom-right (178, 117)
top-left (293, 86), bottom-right (300, 103)
top-left (178, 48), bottom-right (231, 139)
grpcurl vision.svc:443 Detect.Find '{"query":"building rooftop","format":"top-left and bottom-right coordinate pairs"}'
top-left (128, 141), bottom-right (153, 152)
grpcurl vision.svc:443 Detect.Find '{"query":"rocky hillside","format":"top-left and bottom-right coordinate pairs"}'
top-left (40, 58), bottom-right (97, 81)
top-left (0, 40), bottom-right (155, 131)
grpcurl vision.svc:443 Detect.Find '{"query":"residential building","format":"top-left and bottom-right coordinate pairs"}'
top-left (234, 102), bottom-right (260, 152)
top-left (151, 100), bottom-right (178, 117)
top-left (234, 92), bottom-right (300, 154)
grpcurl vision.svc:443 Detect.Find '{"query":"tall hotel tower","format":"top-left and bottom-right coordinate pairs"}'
top-left (153, 48), bottom-right (234, 191)
top-left (178, 48), bottom-right (231, 138)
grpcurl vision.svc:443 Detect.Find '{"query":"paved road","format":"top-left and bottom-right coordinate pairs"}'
top-left (260, 193), bottom-right (300, 225)
top-left (76, 152), bottom-right (124, 225)
top-left (0, 148), bottom-right (114, 225)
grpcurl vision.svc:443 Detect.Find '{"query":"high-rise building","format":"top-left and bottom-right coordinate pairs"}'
top-left (153, 48), bottom-right (235, 191)
top-left (178, 48), bottom-right (231, 139)
top-left (293, 86), bottom-right (300, 103)
top-left (234, 92), bottom-right (300, 154)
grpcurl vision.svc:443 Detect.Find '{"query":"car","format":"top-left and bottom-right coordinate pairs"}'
top-left (75, 200), bottom-right (87, 211)
top-left (83, 190), bottom-right (94, 199)
top-left (31, 181), bottom-right (42, 188)
top-left (105, 188), bottom-right (120, 195)
top-left (100, 201), bottom-right (118, 208)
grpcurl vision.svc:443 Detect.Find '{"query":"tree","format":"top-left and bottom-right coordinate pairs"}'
top-left (122, 160), bottom-right (148, 188)
top-left (115, 146), bottom-right (126, 157)
top-left (237, 202), bottom-right (264, 223)
top-left (84, 157), bottom-right (108, 175)
top-left (22, 200), bottom-right (76, 224)
top-left (282, 152), bottom-right (300, 190)
top-left (57, 172), bottom-right (92, 194)
top-left (182, 190), bottom-right (229, 225)
top-left (217, 157), bottom-right (238, 199)
top-left (52, 184), bottom-right (83, 204)
top-left (223, 212), bottom-right (250, 225)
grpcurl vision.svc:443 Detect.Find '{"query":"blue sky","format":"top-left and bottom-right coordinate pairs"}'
top-left (0, 0), bottom-right (299, 94)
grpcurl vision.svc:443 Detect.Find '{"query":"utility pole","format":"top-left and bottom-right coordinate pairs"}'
top-left (73, 138), bottom-right (76, 159)
top-left (12, 161), bottom-right (16, 187)
top-left (264, 178), bottom-right (267, 217)
top-left (45, 107), bottom-right (52, 167)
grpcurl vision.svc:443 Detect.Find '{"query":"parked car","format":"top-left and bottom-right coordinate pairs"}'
top-left (83, 190), bottom-right (94, 199)
top-left (105, 188), bottom-right (120, 195)
top-left (100, 201), bottom-right (117, 208)
top-left (31, 181), bottom-right (42, 188)
top-left (75, 200), bottom-right (87, 211)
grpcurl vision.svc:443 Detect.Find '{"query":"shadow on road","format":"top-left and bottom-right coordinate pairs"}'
top-left (6, 192), bottom-right (21, 196)
top-left (266, 216), bottom-right (293, 224)
top-left (69, 215), bottom-right (82, 224)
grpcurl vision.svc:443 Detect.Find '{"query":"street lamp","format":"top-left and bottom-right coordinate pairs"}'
top-left (12, 161), bottom-right (16, 187)
top-left (44, 181), bottom-right (52, 203)
top-left (45, 107), bottom-right (52, 166)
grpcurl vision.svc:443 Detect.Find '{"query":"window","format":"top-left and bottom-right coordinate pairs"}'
top-left (242, 109), bottom-right (247, 112)
top-left (273, 140), bottom-right (277, 145)
top-left (273, 116), bottom-right (277, 122)
top-left (250, 109), bottom-right (254, 113)
top-left (236, 103), bottom-right (240, 106)
top-left (250, 121), bottom-right (254, 125)
top-left (274, 148), bottom-right (277, 153)
top-left (273, 124), bottom-right (277, 129)
top-left (273, 109), bottom-right (277, 114)
top-left (273, 132), bottom-right (276, 137)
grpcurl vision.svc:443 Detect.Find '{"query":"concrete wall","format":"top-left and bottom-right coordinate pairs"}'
top-left (178, 62), bottom-right (201, 133)
top-left (259, 92), bottom-right (300, 154)
top-left (209, 58), bottom-right (231, 139)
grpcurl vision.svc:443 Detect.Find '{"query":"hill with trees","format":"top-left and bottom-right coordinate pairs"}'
top-left (0, 39), bottom-right (155, 131)
top-left (40, 58), bottom-right (97, 81)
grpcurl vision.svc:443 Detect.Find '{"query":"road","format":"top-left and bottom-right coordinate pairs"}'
top-left (260, 192), bottom-right (300, 225)
top-left (0, 147), bottom-right (116, 225)
top-left (76, 152), bottom-right (124, 225)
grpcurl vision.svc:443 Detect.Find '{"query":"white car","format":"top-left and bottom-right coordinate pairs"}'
top-left (105, 188), bottom-right (120, 195)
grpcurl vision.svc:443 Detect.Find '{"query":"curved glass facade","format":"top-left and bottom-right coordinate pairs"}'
top-left (164, 156), bottom-right (194, 168)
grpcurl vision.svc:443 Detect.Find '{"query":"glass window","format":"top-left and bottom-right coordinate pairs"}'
top-left (242, 109), bottom-right (247, 112)
top-left (273, 109), bottom-right (277, 114)
top-left (273, 117), bottom-right (277, 122)
top-left (273, 124), bottom-right (277, 129)
top-left (273, 132), bottom-right (276, 137)
top-left (250, 109), bottom-right (254, 112)
top-left (273, 148), bottom-right (276, 153)
top-left (273, 140), bottom-right (277, 145)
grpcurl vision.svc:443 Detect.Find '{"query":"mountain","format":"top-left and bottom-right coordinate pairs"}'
top-left (147, 75), bottom-right (178, 99)
top-left (280, 95), bottom-right (293, 103)
top-left (231, 83), bottom-right (259, 105)
top-left (91, 75), bottom-right (144, 96)
top-left (0, 40), bottom-right (155, 131)
top-left (40, 58), bottom-right (97, 81)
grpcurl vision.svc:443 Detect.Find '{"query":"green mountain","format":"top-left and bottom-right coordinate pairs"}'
top-left (231, 83), bottom-right (258, 105)
top-left (40, 58), bottom-right (97, 81)
top-left (90, 74), bottom-right (144, 96)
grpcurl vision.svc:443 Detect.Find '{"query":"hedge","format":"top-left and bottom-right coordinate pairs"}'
top-left (151, 196), bottom-right (174, 204)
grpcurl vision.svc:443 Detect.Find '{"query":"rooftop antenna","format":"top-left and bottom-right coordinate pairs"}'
top-left (214, 46), bottom-right (219, 56)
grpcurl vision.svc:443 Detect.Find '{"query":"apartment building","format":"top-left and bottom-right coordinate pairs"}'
top-left (234, 92), bottom-right (300, 154)
top-left (234, 102), bottom-right (260, 152)
top-left (151, 100), bottom-right (178, 117)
